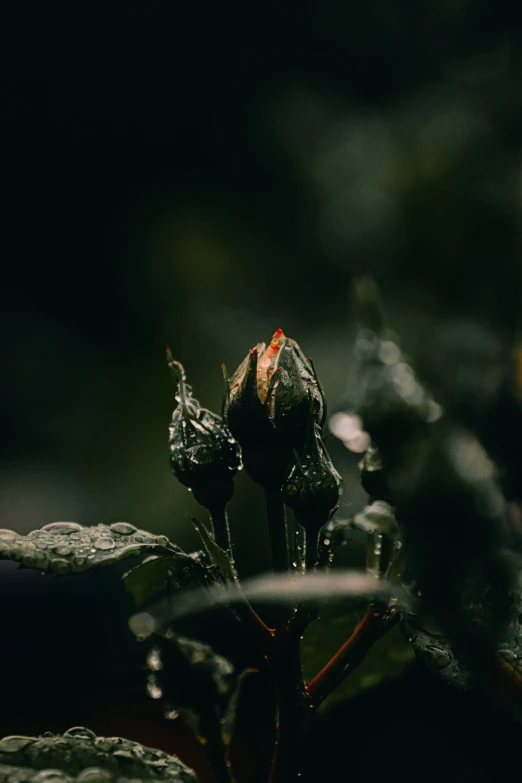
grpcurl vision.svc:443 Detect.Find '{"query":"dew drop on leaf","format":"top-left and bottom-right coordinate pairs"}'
top-left (76, 768), bottom-right (112, 783)
top-left (0, 530), bottom-right (17, 541)
top-left (41, 522), bottom-right (83, 535)
top-left (93, 538), bottom-right (116, 551)
top-left (109, 522), bottom-right (137, 536)
top-left (146, 675), bottom-right (163, 699)
top-left (50, 558), bottom-right (72, 575)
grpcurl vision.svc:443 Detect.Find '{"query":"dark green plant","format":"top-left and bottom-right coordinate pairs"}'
top-left (2, 279), bottom-right (522, 783)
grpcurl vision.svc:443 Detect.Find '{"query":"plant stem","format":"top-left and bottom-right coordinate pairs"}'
top-left (305, 529), bottom-right (319, 572)
top-left (268, 628), bottom-right (312, 783)
top-left (306, 605), bottom-right (398, 707)
top-left (199, 706), bottom-right (234, 783)
top-left (209, 506), bottom-right (234, 560)
top-left (265, 488), bottom-right (289, 573)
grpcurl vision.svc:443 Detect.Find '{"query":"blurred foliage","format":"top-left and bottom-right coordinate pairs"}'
top-left (3, 3), bottom-right (522, 777)
top-left (3, 1), bottom-right (522, 561)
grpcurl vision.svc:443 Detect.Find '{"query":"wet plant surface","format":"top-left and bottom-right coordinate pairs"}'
top-left (2, 281), bottom-right (522, 782)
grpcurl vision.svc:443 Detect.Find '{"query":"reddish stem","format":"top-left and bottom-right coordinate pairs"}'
top-left (306, 605), bottom-right (398, 707)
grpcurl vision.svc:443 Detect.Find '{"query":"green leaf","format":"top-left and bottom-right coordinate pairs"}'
top-left (402, 614), bottom-right (469, 689)
top-left (0, 727), bottom-right (199, 781)
top-left (123, 555), bottom-right (186, 607)
top-left (302, 604), bottom-right (414, 708)
top-left (189, 517), bottom-right (237, 584)
top-left (403, 581), bottom-right (522, 690)
top-left (0, 522), bottom-right (190, 576)
top-left (220, 667), bottom-right (256, 746)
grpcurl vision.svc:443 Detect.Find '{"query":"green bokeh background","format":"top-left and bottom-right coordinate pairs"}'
top-left (3, 4), bottom-right (522, 565)
top-left (2, 5), bottom-right (522, 778)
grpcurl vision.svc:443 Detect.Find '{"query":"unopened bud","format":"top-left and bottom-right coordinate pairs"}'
top-left (283, 420), bottom-right (343, 534)
top-left (222, 329), bottom-right (326, 487)
top-left (168, 351), bottom-right (241, 509)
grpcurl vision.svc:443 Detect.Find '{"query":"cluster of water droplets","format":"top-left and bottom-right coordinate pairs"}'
top-left (404, 576), bottom-right (522, 691)
top-left (0, 727), bottom-right (198, 782)
top-left (0, 522), bottom-right (173, 575)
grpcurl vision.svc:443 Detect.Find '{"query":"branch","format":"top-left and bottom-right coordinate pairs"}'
top-left (265, 488), bottom-right (289, 573)
top-left (306, 605), bottom-right (398, 707)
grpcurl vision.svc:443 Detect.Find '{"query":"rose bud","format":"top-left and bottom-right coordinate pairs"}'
top-left (168, 351), bottom-right (241, 510)
top-left (222, 329), bottom-right (326, 486)
top-left (268, 334), bottom-right (326, 449)
top-left (283, 418), bottom-right (343, 534)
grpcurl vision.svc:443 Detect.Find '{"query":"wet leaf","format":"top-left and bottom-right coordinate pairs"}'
top-left (302, 604), bottom-right (415, 707)
top-left (402, 614), bottom-right (469, 689)
top-left (122, 554), bottom-right (202, 608)
top-left (141, 569), bottom-right (411, 626)
top-left (0, 727), bottom-right (199, 781)
top-left (403, 579), bottom-right (522, 691)
top-left (0, 522), bottom-right (190, 576)
top-left (220, 668), bottom-right (255, 746)
top-left (189, 517), bottom-right (237, 584)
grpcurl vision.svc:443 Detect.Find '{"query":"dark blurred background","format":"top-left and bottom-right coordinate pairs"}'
top-left (2, 3), bottom-right (522, 780)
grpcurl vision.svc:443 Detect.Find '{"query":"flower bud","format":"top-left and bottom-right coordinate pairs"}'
top-left (268, 335), bottom-right (326, 448)
top-left (168, 351), bottom-right (241, 509)
top-left (283, 419), bottom-right (343, 534)
top-left (222, 329), bottom-right (326, 486)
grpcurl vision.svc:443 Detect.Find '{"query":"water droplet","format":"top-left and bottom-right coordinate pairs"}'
top-left (425, 645), bottom-right (451, 669)
top-left (94, 738), bottom-right (113, 752)
top-left (147, 647), bottom-right (163, 671)
top-left (109, 522), bottom-right (136, 536)
top-left (76, 768), bottom-right (112, 783)
top-left (498, 649), bottom-right (517, 663)
top-left (0, 735), bottom-right (35, 752)
top-left (165, 708), bottom-right (180, 720)
top-left (23, 554), bottom-right (44, 569)
top-left (32, 772), bottom-right (72, 783)
top-left (52, 544), bottom-right (72, 556)
top-left (0, 529), bottom-right (17, 541)
top-left (129, 612), bottom-right (155, 639)
top-left (64, 727), bottom-right (97, 740)
top-left (94, 538), bottom-right (115, 551)
top-left (147, 675), bottom-right (163, 699)
top-left (112, 749), bottom-right (136, 762)
top-left (50, 558), bottom-right (72, 575)
top-left (41, 522), bottom-right (82, 535)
